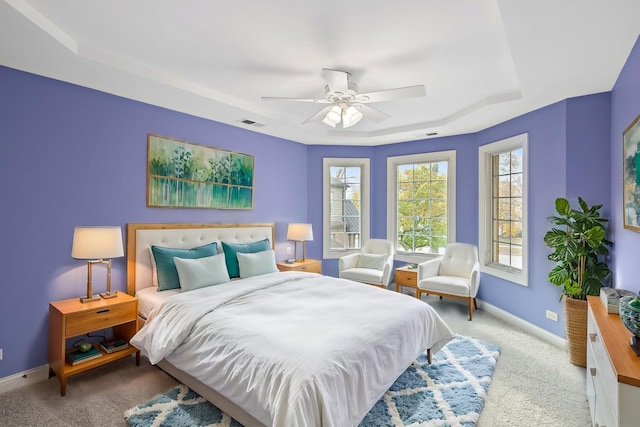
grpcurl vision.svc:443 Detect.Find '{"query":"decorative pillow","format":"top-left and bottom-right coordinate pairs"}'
top-left (151, 242), bottom-right (218, 291)
top-left (173, 253), bottom-right (230, 292)
top-left (237, 249), bottom-right (278, 279)
top-left (221, 239), bottom-right (270, 278)
top-left (356, 253), bottom-right (388, 271)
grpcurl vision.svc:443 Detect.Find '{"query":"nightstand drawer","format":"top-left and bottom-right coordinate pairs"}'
top-left (296, 263), bottom-right (321, 273)
top-left (396, 269), bottom-right (417, 286)
top-left (277, 259), bottom-right (322, 274)
top-left (65, 303), bottom-right (136, 337)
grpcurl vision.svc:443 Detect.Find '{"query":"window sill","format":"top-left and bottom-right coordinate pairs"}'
top-left (480, 264), bottom-right (527, 286)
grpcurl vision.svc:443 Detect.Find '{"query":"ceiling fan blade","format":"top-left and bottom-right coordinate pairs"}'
top-left (261, 96), bottom-right (330, 103)
top-left (322, 69), bottom-right (349, 95)
top-left (302, 106), bottom-right (332, 124)
top-left (357, 85), bottom-right (426, 103)
top-left (356, 103), bottom-right (391, 122)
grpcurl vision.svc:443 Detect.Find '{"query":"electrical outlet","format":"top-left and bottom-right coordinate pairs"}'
top-left (546, 310), bottom-right (558, 322)
top-left (286, 246), bottom-right (292, 255)
top-left (0, 348), bottom-right (3, 360)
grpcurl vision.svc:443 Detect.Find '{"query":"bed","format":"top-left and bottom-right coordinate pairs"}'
top-left (126, 223), bottom-right (454, 427)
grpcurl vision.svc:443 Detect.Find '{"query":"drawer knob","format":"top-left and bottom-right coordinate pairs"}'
top-left (590, 367), bottom-right (597, 377)
top-left (589, 333), bottom-right (597, 342)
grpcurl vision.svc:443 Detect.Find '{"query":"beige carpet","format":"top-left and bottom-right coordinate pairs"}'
top-left (0, 295), bottom-right (590, 427)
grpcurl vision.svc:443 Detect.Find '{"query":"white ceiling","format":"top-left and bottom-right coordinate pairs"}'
top-left (1, 0), bottom-right (639, 146)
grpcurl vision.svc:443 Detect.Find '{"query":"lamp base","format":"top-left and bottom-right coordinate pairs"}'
top-left (100, 291), bottom-right (117, 299)
top-left (80, 294), bottom-right (100, 303)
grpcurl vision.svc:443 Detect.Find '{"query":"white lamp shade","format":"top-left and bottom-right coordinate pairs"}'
top-left (322, 105), bottom-right (342, 128)
top-left (287, 223), bottom-right (313, 241)
top-left (342, 105), bottom-right (363, 128)
top-left (71, 226), bottom-right (124, 259)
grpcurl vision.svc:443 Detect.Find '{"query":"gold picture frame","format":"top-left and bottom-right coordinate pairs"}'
top-left (146, 134), bottom-right (254, 209)
top-left (623, 114), bottom-right (640, 232)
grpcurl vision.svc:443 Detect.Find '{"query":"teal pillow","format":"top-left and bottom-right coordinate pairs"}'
top-left (174, 253), bottom-right (230, 292)
top-left (151, 242), bottom-right (218, 291)
top-left (221, 239), bottom-right (270, 278)
top-left (237, 249), bottom-right (278, 279)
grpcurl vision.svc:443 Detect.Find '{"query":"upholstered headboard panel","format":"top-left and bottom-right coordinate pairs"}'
top-left (126, 223), bottom-right (275, 296)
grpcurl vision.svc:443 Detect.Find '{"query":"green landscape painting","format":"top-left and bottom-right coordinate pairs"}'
top-left (147, 134), bottom-right (254, 209)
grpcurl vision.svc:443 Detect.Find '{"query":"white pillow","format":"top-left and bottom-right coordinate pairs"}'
top-left (237, 249), bottom-right (278, 279)
top-left (173, 253), bottom-right (230, 292)
top-left (356, 253), bottom-right (388, 270)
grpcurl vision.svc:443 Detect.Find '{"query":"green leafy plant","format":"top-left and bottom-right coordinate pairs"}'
top-left (543, 197), bottom-right (612, 300)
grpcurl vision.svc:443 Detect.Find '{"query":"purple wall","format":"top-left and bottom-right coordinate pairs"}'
top-left (611, 35), bottom-right (640, 292)
top-left (1, 34), bottom-right (638, 379)
top-left (476, 94), bottom-right (612, 337)
top-left (0, 66), bottom-right (309, 378)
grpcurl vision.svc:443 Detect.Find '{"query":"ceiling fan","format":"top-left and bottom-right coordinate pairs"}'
top-left (261, 69), bottom-right (426, 129)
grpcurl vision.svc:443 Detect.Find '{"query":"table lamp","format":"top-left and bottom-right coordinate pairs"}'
top-left (71, 226), bottom-right (124, 302)
top-left (287, 223), bottom-right (313, 262)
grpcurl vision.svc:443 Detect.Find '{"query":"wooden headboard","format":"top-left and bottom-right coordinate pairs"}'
top-left (126, 223), bottom-right (276, 296)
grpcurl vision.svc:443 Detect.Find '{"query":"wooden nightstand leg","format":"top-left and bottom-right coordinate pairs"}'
top-left (60, 377), bottom-right (67, 397)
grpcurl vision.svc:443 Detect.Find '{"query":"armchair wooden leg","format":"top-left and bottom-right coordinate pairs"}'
top-left (473, 298), bottom-right (478, 310)
top-left (468, 297), bottom-right (473, 321)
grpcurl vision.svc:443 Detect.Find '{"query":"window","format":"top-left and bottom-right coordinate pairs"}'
top-left (479, 134), bottom-right (528, 286)
top-left (387, 151), bottom-right (456, 262)
top-left (323, 158), bottom-right (370, 259)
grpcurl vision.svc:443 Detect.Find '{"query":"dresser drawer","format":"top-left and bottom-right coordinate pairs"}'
top-left (589, 315), bottom-right (619, 409)
top-left (65, 303), bottom-right (136, 337)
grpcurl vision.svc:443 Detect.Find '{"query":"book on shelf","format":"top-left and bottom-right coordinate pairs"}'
top-left (67, 347), bottom-right (102, 365)
top-left (99, 338), bottom-right (129, 354)
top-left (600, 287), bottom-right (635, 314)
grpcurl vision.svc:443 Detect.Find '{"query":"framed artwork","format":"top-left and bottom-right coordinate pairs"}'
top-left (623, 114), bottom-right (640, 231)
top-left (147, 134), bottom-right (254, 209)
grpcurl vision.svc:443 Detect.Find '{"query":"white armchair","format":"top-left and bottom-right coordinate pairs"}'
top-left (415, 243), bottom-right (480, 320)
top-left (338, 239), bottom-right (395, 288)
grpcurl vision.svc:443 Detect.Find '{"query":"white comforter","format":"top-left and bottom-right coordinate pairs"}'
top-left (131, 271), bottom-right (453, 427)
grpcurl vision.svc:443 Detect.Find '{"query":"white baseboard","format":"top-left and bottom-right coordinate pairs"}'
top-left (480, 300), bottom-right (567, 348)
top-left (0, 364), bottom-right (49, 394)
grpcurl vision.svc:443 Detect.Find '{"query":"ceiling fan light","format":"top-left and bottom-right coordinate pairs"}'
top-left (322, 115), bottom-right (337, 127)
top-left (342, 105), bottom-right (363, 128)
top-left (323, 105), bottom-right (342, 127)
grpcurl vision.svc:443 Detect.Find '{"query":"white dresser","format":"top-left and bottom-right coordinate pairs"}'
top-left (586, 296), bottom-right (640, 427)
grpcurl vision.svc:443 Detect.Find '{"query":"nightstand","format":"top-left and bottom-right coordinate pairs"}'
top-left (395, 265), bottom-right (418, 293)
top-left (277, 259), bottom-right (322, 274)
top-left (48, 291), bottom-right (140, 396)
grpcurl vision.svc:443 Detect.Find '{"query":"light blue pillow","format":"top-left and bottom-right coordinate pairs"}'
top-left (221, 239), bottom-right (270, 278)
top-left (357, 253), bottom-right (388, 270)
top-left (151, 242), bottom-right (218, 291)
top-left (173, 253), bottom-right (230, 292)
top-left (237, 249), bottom-right (278, 279)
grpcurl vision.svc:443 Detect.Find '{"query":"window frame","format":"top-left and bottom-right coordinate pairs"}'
top-left (386, 150), bottom-right (456, 264)
top-left (478, 133), bottom-right (528, 286)
top-left (322, 157), bottom-right (370, 259)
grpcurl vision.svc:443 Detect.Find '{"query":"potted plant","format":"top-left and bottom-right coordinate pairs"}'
top-left (543, 197), bottom-right (612, 367)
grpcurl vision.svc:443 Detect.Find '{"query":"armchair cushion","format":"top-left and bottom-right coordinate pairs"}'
top-left (418, 276), bottom-right (473, 297)
top-left (356, 253), bottom-right (387, 270)
top-left (340, 268), bottom-right (384, 285)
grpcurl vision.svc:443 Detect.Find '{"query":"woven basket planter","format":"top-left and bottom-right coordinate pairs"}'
top-left (564, 297), bottom-right (588, 367)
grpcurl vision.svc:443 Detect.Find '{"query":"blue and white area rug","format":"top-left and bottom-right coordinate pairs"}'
top-left (124, 335), bottom-right (500, 427)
